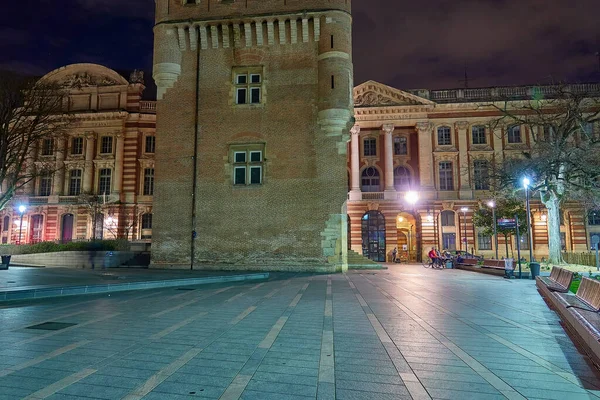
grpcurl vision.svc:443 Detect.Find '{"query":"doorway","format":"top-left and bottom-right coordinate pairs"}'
top-left (361, 210), bottom-right (386, 262)
top-left (396, 212), bottom-right (419, 262)
top-left (61, 214), bottom-right (74, 243)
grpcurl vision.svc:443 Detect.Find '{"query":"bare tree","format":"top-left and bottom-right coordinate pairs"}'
top-left (77, 192), bottom-right (105, 240)
top-left (0, 71), bottom-right (71, 210)
top-left (487, 85), bottom-right (600, 264)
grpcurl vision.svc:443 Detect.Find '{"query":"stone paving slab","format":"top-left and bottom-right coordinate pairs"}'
top-left (0, 266), bottom-right (598, 399)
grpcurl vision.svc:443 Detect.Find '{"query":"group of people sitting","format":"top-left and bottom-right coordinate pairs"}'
top-left (427, 247), bottom-right (455, 267)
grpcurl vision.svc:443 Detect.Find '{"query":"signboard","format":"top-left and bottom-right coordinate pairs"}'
top-left (497, 218), bottom-right (517, 229)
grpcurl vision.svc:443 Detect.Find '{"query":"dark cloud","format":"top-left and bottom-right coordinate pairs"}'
top-left (1, 0), bottom-right (598, 91)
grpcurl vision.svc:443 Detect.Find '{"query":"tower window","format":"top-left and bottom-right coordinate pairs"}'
top-left (234, 68), bottom-right (263, 105)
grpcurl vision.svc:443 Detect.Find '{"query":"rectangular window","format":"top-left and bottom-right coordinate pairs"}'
top-left (232, 147), bottom-right (264, 186)
top-left (39, 175), bottom-right (52, 196)
top-left (442, 233), bottom-right (456, 251)
top-left (143, 168), bottom-right (154, 196)
top-left (69, 169), bottom-right (82, 196)
top-left (363, 138), bottom-right (377, 156)
top-left (394, 136), bottom-right (408, 155)
top-left (441, 211), bottom-right (455, 227)
top-left (71, 137), bottom-right (84, 155)
top-left (234, 69), bottom-right (262, 105)
top-left (589, 211), bottom-right (600, 226)
top-left (145, 136), bottom-right (156, 153)
top-left (141, 213), bottom-right (153, 229)
top-left (472, 126), bottom-right (486, 145)
top-left (100, 136), bottom-right (113, 154)
top-left (473, 160), bottom-right (490, 190)
top-left (561, 232), bottom-right (566, 251)
top-left (41, 139), bottom-right (54, 156)
top-left (478, 233), bottom-right (492, 250)
top-left (439, 162), bottom-right (454, 191)
top-left (519, 231), bottom-right (530, 250)
top-left (437, 127), bottom-right (451, 146)
top-left (507, 125), bottom-right (521, 143)
top-left (98, 168), bottom-right (111, 195)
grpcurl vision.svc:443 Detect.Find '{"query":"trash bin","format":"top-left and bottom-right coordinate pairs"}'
top-left (446, 261), bottom-right (453, 269)
top-left (530, 262), bottom-right (540, 279)
top-left (0, 255), bottom-right (11, 270)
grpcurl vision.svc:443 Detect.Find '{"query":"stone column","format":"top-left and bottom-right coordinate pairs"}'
top-left (83, 133), bottom-right (95, 193)
top-left (383, 124), bottom-right (396, 199)
top-left (113, 133), bottom-right (124, 196)
top-left (416, 122), bottom-right (435, 198)
top-left (53, 137), bottom-right (66, 196)
top-left (348, 124), bottom-right (361, 201)
top-left (455, 121), bottom-right (471, 199)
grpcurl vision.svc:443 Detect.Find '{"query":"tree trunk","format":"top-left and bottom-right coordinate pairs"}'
top-left (504, 234), bottom-right (510, 258)
top-left (542, 191), bottom-right (563, 264)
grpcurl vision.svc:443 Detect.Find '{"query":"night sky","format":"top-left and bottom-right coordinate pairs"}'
top-left (1, 0), bottom-right (599, 93)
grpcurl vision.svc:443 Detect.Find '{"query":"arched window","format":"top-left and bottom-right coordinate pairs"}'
top-left (361, 167), bottom-right (380, 192)
top-left (441, 210), bottom-right (455, 227)
top-left (437, 126), bottom-right (451, 145)
top-left (393, 166), bottom-right (411, 190)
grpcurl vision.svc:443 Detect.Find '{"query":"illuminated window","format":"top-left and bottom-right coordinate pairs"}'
top-left (393, 166), bottom-right (411, 190)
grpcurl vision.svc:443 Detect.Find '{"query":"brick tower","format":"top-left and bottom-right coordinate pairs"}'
top-left (152, 0), bottom-right (354, 271)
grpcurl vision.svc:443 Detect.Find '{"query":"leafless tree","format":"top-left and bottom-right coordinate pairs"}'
top-left (0, 71), bottom-right (71, 210)
top-left (487, 85), bottom-right (600, 264)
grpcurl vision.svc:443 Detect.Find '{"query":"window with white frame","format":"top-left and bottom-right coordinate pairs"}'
top-left (507, 125), bottom-right (521, 143)
top-left (234, 68), bottom-right (262, 105)
top-left (473, 160), bottom-right (490, 190)
top-left (363, 138), bottom-right (377, 156)
top-left (478, 232), bottom-right (492, 250)
top-left (98, 168), bottom-right (111, 195)
top-left (39, 175), bottom-right (52, 196)
top-left (143, 168), bottom-right (154, 196)
top-left (232, 146), bottom-right (264, 186)
top-left (472, 126), bottom-right (486, 145)
top-left (71, 137), bottom-right (84, 155)
top-left (145, 135), bottom-right (156, 153)
top-left (437, 126), bottom-right (451, 146)
top-left (393, 136), bottom-right (408, 155)
top-left (41, 138), bottom-right (54, 156)
top-left (69, 169), bottom-right (82, 196)
top-left (439, 161), bottom-right (454, 191)
top-left (100, 136), bottom-right (113, 154)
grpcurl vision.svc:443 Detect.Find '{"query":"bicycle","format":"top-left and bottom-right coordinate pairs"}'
top-left (422, 257), bottom-right (446, 269)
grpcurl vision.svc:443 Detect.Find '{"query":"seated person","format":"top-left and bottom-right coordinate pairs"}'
top-left (428, 247), bottom-right (442, 266)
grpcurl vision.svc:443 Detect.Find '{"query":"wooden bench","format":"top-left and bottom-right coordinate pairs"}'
top-left (457, 258), bottom-right (478, 267)
top-left (536, 267), bottom-right (574, 294)
top-left (539, 277), bottom-right (600, 367)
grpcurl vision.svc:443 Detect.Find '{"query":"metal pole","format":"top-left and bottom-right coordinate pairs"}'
top-left (516, 214), bottom-right (522, 279)
top-left (18, 212), bottom-right (24, 245)
top-left (492, 207), bottom-right (498, 259)
top-left (526, 187), bottom-right (534, 262)
top-left (463, 211), bottom-right (468, 253)
top-left (596, 245), bottom-right (599, 271)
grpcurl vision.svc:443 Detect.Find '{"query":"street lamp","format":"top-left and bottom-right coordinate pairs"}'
top-left (405, 191), bottom-right (419, 261)
top-left (18, 205), bottom-right (26, 245)
top-left (488, 200), bottom-right (498, 259)
top-left (461, 207), bottom-right (468, 253)
top-left (523, 177), bottom-right (534, 262)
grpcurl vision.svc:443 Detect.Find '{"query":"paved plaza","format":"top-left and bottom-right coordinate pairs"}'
top-left (0, 265), bottom-right (599, 400)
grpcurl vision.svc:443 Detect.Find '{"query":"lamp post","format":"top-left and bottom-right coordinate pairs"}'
top-left (18, 205), bottom-right (26, 245)
top-left (488, 200), bottom-right (498, 259)
top-left (461, 207), bottom-right (468, 253)
top-left (405, 191), bottom-right (419, 261)
top-left (523, 177), bottom-right (534, 262)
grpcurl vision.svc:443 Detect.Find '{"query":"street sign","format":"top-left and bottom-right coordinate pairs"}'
top-left (497, 218), bottom-right (517, 229)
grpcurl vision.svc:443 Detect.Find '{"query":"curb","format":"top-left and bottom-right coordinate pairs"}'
top-left (0, 272), bottom-right (270, 302)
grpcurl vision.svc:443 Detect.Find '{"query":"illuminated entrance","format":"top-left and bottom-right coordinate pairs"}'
top-left (361, 211), bottom-right (386, 262)
top-left (396, 212), bottom-right (421, 262)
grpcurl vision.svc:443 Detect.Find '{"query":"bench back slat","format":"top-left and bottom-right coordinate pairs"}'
top-left (550, 267), bottom-right (562, 281)
top-left (556, 269), bottom-right (574, 289)
top-left (576, 277), bottom-right (600, 311)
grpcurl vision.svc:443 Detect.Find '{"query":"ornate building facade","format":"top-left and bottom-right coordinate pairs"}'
top-left (0, 64), bottom-right (156, 246)
top-left (348, 81), bottom-right (600, 263)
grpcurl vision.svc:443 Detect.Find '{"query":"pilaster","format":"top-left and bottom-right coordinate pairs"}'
top-left (349, 124), bottom-right (361, 201)
top-left (382, 124), bottom-right (396, 199)
top-left (416, 122), bottom-right (435, 197)
top-left (83, 133), bottom-right (95, 193)
top-left (456, 121), bottom-right (472, 199)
